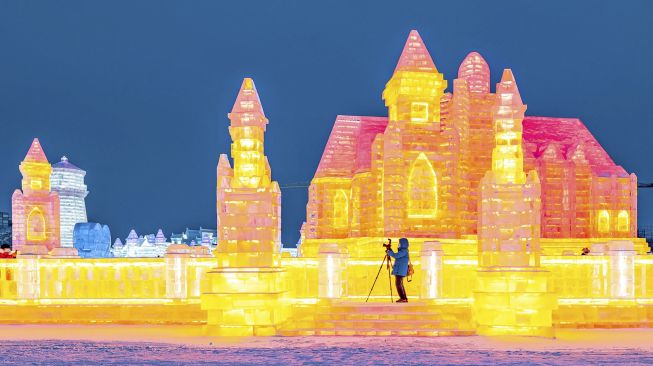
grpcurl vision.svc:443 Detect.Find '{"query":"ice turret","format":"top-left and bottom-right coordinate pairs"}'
top-left (458, 52), bottom-right (490, 94)
top-left (12, 138), bottom-right (61, 253)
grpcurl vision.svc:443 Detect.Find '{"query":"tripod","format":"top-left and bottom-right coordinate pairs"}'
top-left (365, 251), bottom-right (394, 303)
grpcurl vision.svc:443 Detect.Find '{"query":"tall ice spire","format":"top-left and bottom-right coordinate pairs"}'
top-left (228, 78), bottom-right (268, 129)
top-left (490, 69), bottom-right (527, 184)
top-left (394, 30), bottom-right (438, 72)
top-left (227, 78), bottom-right (271, 189)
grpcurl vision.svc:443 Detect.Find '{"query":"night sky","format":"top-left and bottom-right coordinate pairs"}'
top-left (1, 1), bottom-right (652, 246)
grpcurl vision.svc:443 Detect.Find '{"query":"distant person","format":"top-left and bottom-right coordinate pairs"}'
top-left (581, 247), bottom-right (590, 256)
top-left (0, 244), bottom-right (16, 259)
top-left (386, 238), bottom-right (410, 303)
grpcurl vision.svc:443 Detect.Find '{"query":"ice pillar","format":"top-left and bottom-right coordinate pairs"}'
top-left (474, 70), bottom-right (556, 337)
top-left (318, 243), bottom-right (347, 299)
top-left (201, 78), bottom-right (288, 336)
top-left (607, 240), bottom-right (635, 299)
top-left (420, 241), bottom-right (443, 299)
top-left (166, 244), bottom-right (192, 299)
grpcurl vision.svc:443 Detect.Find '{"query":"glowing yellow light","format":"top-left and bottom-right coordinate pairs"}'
top-left (410, 102), bottom-right (429, 122)
top-left (26, 207), bottom-right (46, 241)
top-left (617, 210), bottom-right (629, 232)
top-left (407, 153), bottom-right (438, 218)
top-left (30, 179), bottom-right (42, 189)
top-left (598, 210), bottom-right (610, 233)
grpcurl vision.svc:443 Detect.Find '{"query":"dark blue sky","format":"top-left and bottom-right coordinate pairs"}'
top-left (1, 1), bottom-right (652, 245)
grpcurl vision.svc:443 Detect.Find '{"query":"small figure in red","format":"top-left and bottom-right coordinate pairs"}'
top-left (0, 244), bottom-right (17, 259)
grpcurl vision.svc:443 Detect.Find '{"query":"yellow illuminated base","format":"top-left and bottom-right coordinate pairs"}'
top-left (474, 268), bottom-right (556, 337)
top-left (0, 237), bottom-right (652, 337)
top-left (200, 266), bottom-right (289, 336)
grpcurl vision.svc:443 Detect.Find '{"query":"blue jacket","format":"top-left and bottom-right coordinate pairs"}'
top-left (386, 238), bottom-right (410, 277)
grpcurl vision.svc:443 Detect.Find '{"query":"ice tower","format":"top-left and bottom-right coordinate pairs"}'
top-left (305, 30), bottom-right (473, 243)
top-left (474, 70), bottom-right (555, 337)
top-left (51, 156), bottom-right (88, 247)
top-left (381, 30), bottom-right (451, 237)
top-left (201, 78), bottom-right (286, 336)
top-left (12, 139), bottom-right (61, 253)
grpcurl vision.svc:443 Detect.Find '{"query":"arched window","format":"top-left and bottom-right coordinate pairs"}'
top-left (617, 210), bottom-right (629, 232)
top-left (333, 190), bottom-right (349, 229)
top-left (408, 153), bottom-right (438, 218)
top-left (597, 210), bottom-right (610, 233)
top-left (27, 207), bottom-right (46, 241)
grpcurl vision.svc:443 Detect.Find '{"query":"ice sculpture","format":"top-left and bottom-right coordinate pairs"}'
top-left (473, 70), bottom-right (555, 336)
top-left (11, 138), bottom-right (60, 253)
top-left (111, 229), bottom-right (170, 257)
top-left (155, 229), bottom-right (166, 244)
top-left (201, 78), bottom-right (287, 336)
top-left (214, 78), bottom-right (281, 265)
top-left (73, 222), bottom-right (112, 258)
top-left (0, 29), bottom-right (647, 337)
top-left (522, 118), bottom-right (637, 238)
top-left (303, 30), bottom-right (637, 257)
top-left (51, 156), bottom-right (88, 247)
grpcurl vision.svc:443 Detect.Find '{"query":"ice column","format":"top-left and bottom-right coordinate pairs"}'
top-left (201, 78), bottom-right (287, 336)
top-left (474, 70), bottom-right (556, 337)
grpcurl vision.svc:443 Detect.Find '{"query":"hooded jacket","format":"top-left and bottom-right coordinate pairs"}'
top-left (386, 238), bottom-right (410, 276)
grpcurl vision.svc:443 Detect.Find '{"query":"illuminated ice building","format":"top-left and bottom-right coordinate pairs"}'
top-left (11, 139), bottom-right (61, 254)
top-left (2, 31), bottom-right (652, 338)
top-left (51, 156), bottom-right (88, 248)
top-left (303, 31), bottom-right (636, 245)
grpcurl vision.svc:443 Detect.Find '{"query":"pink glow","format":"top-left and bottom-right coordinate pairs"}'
top-left (458, 52), bottom-right (491, 94)
top-left (394, 30), bottom-right (437, 72)
top-left (12, 139), bottom-right (61, 253)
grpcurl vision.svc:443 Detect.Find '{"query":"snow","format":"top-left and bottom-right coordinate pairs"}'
top-left (0, 325), bottom-right (652, 365)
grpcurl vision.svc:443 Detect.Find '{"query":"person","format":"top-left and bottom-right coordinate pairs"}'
top-left (581, 247), bottom-right (590, 256)
top-left (0, 244), bottom-right (16, 259)
top-left (386, 237), bottom-right (410, 303)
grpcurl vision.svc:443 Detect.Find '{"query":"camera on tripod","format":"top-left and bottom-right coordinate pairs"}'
top-left (366, 238), bottom-right (396, 303)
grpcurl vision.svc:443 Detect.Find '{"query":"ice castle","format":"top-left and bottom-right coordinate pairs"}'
top-left (1, 30), bottom-right (651, 338)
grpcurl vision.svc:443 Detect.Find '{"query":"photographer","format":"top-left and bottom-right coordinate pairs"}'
top-left (385, 238), bottom-right (410, 303)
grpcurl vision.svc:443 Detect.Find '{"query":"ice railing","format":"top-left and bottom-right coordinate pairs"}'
top-left (0, 257), bottom-right (214, 301)
top-left (0, 253), bottom-right (651, 302)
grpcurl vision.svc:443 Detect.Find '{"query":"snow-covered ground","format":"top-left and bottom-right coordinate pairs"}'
top-left (1, 325), bottom-right (652, 365)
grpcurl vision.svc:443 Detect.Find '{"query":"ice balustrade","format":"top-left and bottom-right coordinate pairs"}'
top-left (0, 250), bottom-right (650, 306)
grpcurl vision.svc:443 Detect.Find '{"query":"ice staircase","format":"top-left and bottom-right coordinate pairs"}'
top-left (279, 301), bottom-right (475, 336)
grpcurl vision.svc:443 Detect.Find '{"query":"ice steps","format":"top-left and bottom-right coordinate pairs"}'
top-left (279, 301), bottom-right (475, 336)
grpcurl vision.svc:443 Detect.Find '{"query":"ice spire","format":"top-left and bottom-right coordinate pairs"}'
top-left (24, 138), bottom-right (49, 163)
top-left (491, 69), bottom-right (527, 184)
top-left (228, 78), bottom-right (268, 128)
top-left (155, 229), bottom-right (166, 244)
top-left (394, 30), bottom-right (437, 72)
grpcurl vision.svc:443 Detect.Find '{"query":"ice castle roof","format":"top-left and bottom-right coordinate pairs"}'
top-left (314, 115), bottom-right (626, 178)
top-left (52, 156), bottom-right (84, 171)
